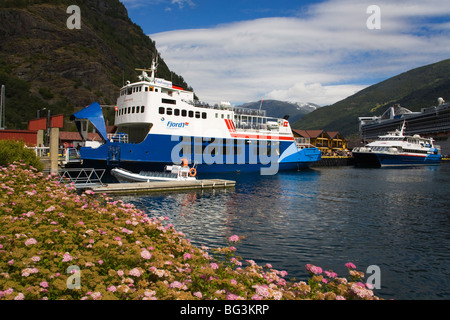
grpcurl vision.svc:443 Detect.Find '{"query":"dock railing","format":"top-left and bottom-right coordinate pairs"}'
top-left (57, 168), bottom-right (105, 188)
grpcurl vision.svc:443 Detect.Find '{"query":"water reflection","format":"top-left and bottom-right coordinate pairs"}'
top-left (119, 165), bottom-right (450, 299)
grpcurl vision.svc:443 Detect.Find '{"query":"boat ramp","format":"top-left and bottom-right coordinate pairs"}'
top-left (53, 167), bottom-right (235, 194)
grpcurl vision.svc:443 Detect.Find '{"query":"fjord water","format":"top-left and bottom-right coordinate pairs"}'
top-left (120, 164), bottom-right (450, 300)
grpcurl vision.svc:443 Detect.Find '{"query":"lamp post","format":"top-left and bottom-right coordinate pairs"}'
top-left (37, 108), bottom-right (51, 146)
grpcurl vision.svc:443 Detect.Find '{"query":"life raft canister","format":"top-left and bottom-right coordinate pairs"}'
top-left (189, 167), bottom-right (197, 177)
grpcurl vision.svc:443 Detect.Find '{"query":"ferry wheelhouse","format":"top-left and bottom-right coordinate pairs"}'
top-left (71, 60), bottom-right (321, 175)
top-left (352, 123), bottom-right (441, 167)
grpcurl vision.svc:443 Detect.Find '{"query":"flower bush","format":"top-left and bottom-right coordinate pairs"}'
top-left (0, 162), bottom-right (382, 300)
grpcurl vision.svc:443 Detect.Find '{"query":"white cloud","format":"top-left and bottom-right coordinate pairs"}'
top-left (150, 0), bottom-right (450, 106)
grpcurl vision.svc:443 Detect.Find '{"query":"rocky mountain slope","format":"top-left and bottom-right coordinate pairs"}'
top-left (0, 0), bottom-right (192, 129)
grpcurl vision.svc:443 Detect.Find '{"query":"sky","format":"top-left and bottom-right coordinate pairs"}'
top-left (121, 0), bottom-right (450, 106)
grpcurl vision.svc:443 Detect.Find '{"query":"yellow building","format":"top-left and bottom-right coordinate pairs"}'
top-left (292, 129), bottom-right (348, 154)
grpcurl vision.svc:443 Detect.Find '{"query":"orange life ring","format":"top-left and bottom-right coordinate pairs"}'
top-left (189, 167), bottom-right (197, 177)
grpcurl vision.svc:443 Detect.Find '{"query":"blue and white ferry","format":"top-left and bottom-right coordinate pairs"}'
top-left (71, 60), bottom-right (321, 175)
top-left (352, 123), bottom-right (441, 167)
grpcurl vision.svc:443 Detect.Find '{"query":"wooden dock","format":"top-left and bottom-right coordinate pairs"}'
top-left (87, 179), bottom-right (236, 195)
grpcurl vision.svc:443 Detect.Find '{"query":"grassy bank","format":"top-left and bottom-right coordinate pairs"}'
top-left (0, 162), bottom-right (381, 300)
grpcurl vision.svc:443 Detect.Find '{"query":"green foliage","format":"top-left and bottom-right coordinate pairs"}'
top-left (0, 140), bottom-right (43, 171)
top-left (39, 87), bottom-right (54, 100)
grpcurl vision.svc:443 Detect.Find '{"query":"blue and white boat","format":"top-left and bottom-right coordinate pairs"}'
top-left (70, 59), bottom-right (321, 175)
top-left (352, 122), bottom-right (441, 167)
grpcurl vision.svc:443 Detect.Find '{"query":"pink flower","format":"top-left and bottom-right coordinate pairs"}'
top-left (226, 293), bottom-right (241, 300)
top-left (345, 262), bottom-right (356, 269)
top-left (14, 293), bottom-right (25, 300)
top-left (107, 286), bottom-right (117, 292)
top-left (62, 253), bottom-right (73, 262)
top-left (193, 292), bottom-right (202, 298)
top-left (140, 249), bottom-right (152, 260)
top-left (325, 270), bottom-right (338, 278)
top-left (306, 264), bottom-right (323, 275)
top-left (44, 205), bottom-right (56, 212)
top-left (129, 268), bottom-right (141, 277)
top-left (255, 285), bottom-right (270, 297)
top-left (169, 281), bottom-right (183, 289)
top-left (210, 263), bottom-right (219, 270)
top-left (183, 253), bottom-right (192, 260)
top-left (40, 281), bottom-right (49, 288)
top-left (228, 235), bottom-right (240, 242)
top-left (24, 238), bottom-right (37, 246)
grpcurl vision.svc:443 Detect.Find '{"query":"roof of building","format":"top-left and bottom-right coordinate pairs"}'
top-left (292, 129), bottom-right (346, 140)
top-left (59, 131), bottom-right (102, 141)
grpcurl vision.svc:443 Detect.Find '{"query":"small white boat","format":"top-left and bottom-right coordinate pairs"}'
top-left (111, 160), bottom-right (197, 183)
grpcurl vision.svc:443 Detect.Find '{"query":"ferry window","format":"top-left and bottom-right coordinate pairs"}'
top-left (174, 109), bottom-right (180, 116)
top-left (221, 114), bottom-right (224, 119)
top-left (141, 106), bottom-right (145, 113)
top-left (215, 113), bottom-right (218, 118)
top-left (162, 98), bottom-right (176, 105)
top-left (166, 108), bottom-right (173, 115)
top-left (195, 111), bottom-right (200, 119)
top-left (188, 110), bottom-right (194, 118)
top-left (202, 112), bottom-right (207, 119)
top-left (145, 87), bottom-right (148, 92)
top-left (127, 88), bottom-right (132, 95)
top-left (227, 114), bottom-right (230, 119)
top-left (159, 107), bottom-right (165, 114)
top-left (155, 88), bottom-right (158, 92)
top-left (127, 107), bottom-right (131, 114)
top-left (181, 110), bottom-right (187, 117)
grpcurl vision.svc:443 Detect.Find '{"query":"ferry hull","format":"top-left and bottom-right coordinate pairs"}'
top-left (79, 133), bottom-right (321, 174)
top-left (353, 152), bottom-right (441, 168)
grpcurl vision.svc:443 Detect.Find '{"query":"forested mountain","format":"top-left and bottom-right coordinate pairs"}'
top-left (292, 59), bottom-right (450, 137)
top-left (0, 0), bottom-right (192, 129)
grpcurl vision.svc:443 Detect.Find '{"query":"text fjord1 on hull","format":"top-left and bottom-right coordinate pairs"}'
top-left (71, 60), bottom-right (321, 175)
